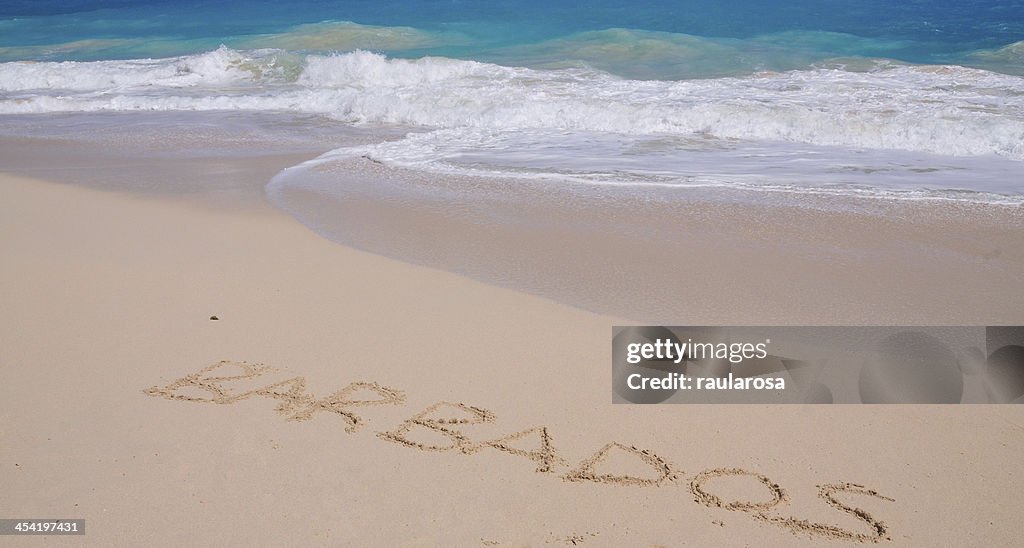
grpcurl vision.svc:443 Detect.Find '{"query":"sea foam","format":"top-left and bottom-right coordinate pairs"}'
top-left (3, 48), bottom-right (1023, 161)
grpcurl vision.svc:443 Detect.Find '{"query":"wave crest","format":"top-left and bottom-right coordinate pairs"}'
top-left (2, 49), bottom-right (1023, 159)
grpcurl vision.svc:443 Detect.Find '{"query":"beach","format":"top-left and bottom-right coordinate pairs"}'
top-left (3, 1), bottom-right (1024, 544)
top-left (2, 154), bottom-right (1023, 544)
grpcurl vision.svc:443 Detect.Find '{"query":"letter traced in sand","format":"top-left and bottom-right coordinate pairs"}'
top-left (143, 360), bottom-right (273, 403)
top-left (465, 426), bottom-right (568, 473)
top-left (563, 442), bottom-right (678, 486)
top-left (755, 483), bottom-right (895, 543)
top-left (689, 467), bottom-right (788, 511)
top-left (262, 378), bottom-right (407, 432)
top-left (379, 402), bottom-right (568, 472)
top-left (377, 401), bottom-right (496, 452)
top-left (143, 361), bottom-right (405, 432)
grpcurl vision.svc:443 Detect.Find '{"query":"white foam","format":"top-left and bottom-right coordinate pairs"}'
top-left (0, 46), bottom-right (280, 92)
top-left (3, 49), bottom-right (1024, 160)
top-left (290, 127), bottom-right (1024, 203)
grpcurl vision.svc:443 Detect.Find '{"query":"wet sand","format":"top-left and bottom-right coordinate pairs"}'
top-left (270, 156), bottom-right (1024, 324)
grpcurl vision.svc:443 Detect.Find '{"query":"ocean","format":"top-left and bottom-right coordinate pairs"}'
top-left (2, 1), bottom-right (1023, 203)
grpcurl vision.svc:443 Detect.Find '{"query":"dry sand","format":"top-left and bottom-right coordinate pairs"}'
top-left (2, 172), bottom-right (1024, 546)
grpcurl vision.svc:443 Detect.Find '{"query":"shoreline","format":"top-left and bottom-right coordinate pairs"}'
top-left (271, 156), bottom-right (1024, 324)
top-left (4, 123), bottom-right (1022, 325)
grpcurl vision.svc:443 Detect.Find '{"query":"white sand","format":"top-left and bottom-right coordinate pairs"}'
top-left (2, 174), bottom-right (1023, 546)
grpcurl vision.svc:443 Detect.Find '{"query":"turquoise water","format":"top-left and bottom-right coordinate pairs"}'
top-left (2, 1), bottom-right (1023, 202)
top-left (3, 1), bottom-right (1023, 73)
